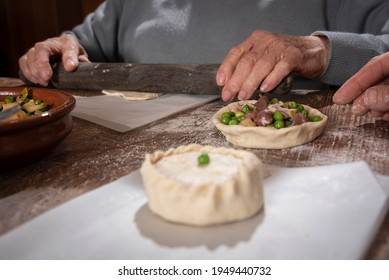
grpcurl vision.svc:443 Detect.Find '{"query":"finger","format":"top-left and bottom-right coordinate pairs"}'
top-left (333, 52), bottom-right (389, 104)
top-left (78, 54), bottom-right (90, 63)
top-left (61, 34), bottom-right (83, 71)
top-left (222, 51), bottom-right (269, 101)
top-left (239, 65), bottom-right (266, 99)
top-left (382, 112), bottom-right (389, 121)
top-left (260, 58), bottom-right (293, 92)
top-left (362, 86), bottom-right (389, 112)
top-left (370, 110), bottom-right (384, 118)
top-left (24, 47), bottom-right (43, 85)
top-left (32, 41), bottom-right (59, 85)
top-left (352, 94), bottom-right (370, 116)
top-left (217, 43), bottom-right (252, 86)
top-left (18, 53), bottom-right (35, 84)
top-left (239, 54), bottom-right (281, 98)
top-left (217, 31), bottom-right (259, 88)
top-left (78, 42), bottom-right (90, 63)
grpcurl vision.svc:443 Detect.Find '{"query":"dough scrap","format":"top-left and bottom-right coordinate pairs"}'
top-left (140, 144), bottom-right (264, 226)
top-left (212, 100), bottom-right (328, 149)
top-left (102, 90), bottom-right (164, 101)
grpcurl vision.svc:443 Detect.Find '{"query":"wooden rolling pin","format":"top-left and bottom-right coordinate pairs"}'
top-left (27, 62), bottom-right (295, 95)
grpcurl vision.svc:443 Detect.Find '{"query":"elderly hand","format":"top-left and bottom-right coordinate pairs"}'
top-left (216, 30), bottom-right (329, 102)
top-left (18, 34), bottom-right (89, 86)
top-left (333, 52), bottom-right (389, 121)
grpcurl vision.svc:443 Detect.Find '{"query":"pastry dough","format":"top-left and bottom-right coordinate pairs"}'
top-left (140, 144), bottom-right (264, 226)
top-left (102, 90), bottom-right (164, 101)
top-left (212, 100), bottom-right (328, 149)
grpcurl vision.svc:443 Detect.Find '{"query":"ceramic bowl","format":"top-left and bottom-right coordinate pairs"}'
top-left (0, 87), bottom-right (76, 169)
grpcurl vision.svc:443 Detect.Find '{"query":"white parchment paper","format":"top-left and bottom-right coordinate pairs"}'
top-left (71, 94), bottom-right (219, 132)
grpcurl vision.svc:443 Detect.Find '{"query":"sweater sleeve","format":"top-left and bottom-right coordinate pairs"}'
top-left (70, 0), bottom-right (124, 62)
top-left (311, 0), bottom-right (389, 86)
top-left (312, 31), bottom-right (389, 86)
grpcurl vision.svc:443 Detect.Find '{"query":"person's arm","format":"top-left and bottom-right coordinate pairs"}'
top-left (333, 52), bottom-right (389, 121)
top-left (18, 0), bottom-right (124, 86)
top-left (70, 0), bottom-right (124, 62)
top-left (216, 31), bottom-right (389, 102)
top-left (217, 0), bottom-right (389, 102)
top-left (315, 0), bottom-right (389, 86)
top-left (312, 32), bottom-right (389, 86)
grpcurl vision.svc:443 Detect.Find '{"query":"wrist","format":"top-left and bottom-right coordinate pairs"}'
top-left (301, 35), bottom-right (330, 79)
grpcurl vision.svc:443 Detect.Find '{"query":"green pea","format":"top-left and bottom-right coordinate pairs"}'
top-left (270, 98), bottom-right (279, 104)
top-left (4, 96), bottom-right (14, 104)
top-left (242, 104), bottom-right (251, 114)
top-left (285, 120), bottom-right (292, 127)
top-left (309, 115), bottom-right (322, 122)
top-left (274, 120), bottom-right (285, 129)
top-left (198, 153), bottom-right (210, 166)
top-left (287, 101), bottom-right (297, 108)
top-left (235, 111), bottom-right (245, 118)
top-left (301, 110), bottom-right (309, 118)
top-left (221, 115), bottom-right (231, 125)
top-left (297, 104), bottom-right (305, 113)
top-left (221, 112), bottom-right (234, 119)
top-left (273, 111), bottom-right (284, 121)
top-left (237, 115), bottom-right (245, 122)
top-left (228, 119), bottom-right (240, 125)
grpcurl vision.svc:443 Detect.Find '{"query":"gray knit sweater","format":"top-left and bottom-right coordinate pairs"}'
top-left (71, 0), bottom-right (389, 87)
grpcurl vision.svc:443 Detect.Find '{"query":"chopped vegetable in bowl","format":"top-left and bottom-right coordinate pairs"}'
top-left (0, 87), bottom-right (50, 121)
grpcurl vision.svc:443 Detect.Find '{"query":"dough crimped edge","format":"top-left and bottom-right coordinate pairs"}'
top-left (140, 144), bottom-right (264, 226)
top-left (212, 100), bottom-right (328, 149)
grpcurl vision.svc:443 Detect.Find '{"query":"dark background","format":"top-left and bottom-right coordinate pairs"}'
top-left (0, 0), bottom-right (104, 78)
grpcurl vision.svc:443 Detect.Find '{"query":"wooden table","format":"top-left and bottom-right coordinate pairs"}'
top-left (0, 78), bottom-right (388, 259)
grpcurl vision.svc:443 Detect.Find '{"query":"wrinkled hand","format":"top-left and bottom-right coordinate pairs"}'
top-left (333, 52), bottom-right (389, 121)
top-left (18, 34), bottom-right (89, 86)
top-left (216, 30), bottom-right (329, 102)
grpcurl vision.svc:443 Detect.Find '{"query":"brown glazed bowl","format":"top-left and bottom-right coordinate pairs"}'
top-left (0, 87), bottom-right (76, 170)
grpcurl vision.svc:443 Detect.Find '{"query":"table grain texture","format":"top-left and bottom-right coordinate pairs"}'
top-left (0, 78), bottom-right (388, 259)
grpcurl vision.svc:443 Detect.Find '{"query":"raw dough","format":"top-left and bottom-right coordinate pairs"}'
top-left (212, 100), bottom-right (328, 149)
top-left (102, 90), bottom-right (164, 101)
top-left (140, 144), bottom-right (264, 226)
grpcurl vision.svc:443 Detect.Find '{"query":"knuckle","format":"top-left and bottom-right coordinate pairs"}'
top-left (276, 60), bottom-right (294, 73)
top-left (227, 79), bottom-right (242, 92)
top-left (252, 30), bottom-right (261, 36)
top-left (238, 53), bottom-right (257, 68)
top-left (256, 58), bottom-right (274, 72)
top-left (250, 29), bottom-right (268, 39)
top-left (228, 46), bottom-right (245, 57)
top-left (18, 55), bottom-right (27, 64)
top-left (34, 56), bottom-right (49, 68)
top-left (62, 33), bottom-right (75, 41)
top-left (34, 41), bottom-right (47, 50)
top-left (242, 78), bottom-right (258, 91)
